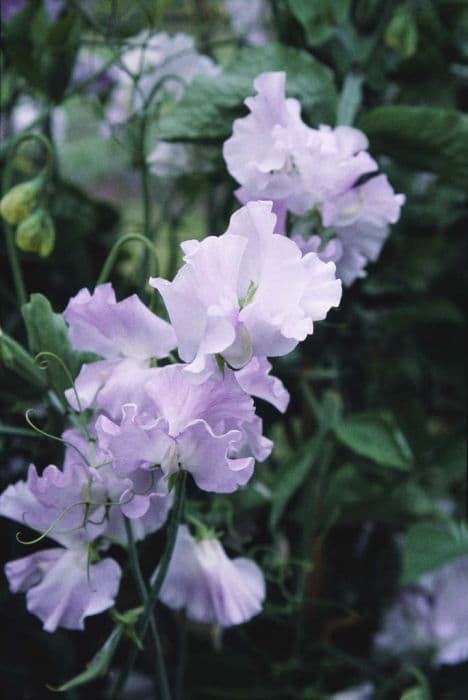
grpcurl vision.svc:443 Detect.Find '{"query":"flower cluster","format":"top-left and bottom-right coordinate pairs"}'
top-left (0, 198), bottom-right (341, 632)
top-left (223, 71), bottom-right (405, 285)
top-left (1, 65), bottom-right (405, 648)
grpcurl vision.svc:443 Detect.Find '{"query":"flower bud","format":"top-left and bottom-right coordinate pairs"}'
top-left (0, 176), bottom-right (43, 225)
top-left (15, 208), bottom-right (55, 258)
top-left (384, 4), bottom-right (418, 59)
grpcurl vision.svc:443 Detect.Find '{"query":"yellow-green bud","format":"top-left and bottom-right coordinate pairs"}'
top-left (0, 176), bottom-right (44, 225)
top-left (15, 208), bottom-right (55, 258)
top-left (384, 4), bottom-right (418, 59)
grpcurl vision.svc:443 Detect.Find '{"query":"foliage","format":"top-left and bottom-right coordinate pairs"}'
top-left (0, 1), bottom-right (466, 700)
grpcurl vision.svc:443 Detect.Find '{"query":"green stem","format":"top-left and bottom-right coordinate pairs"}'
top-left (175, 614), bottom-right (188, 700)
top-left (336, 72), bottom-right (364, 127)
top-left (112, 472), bottom-right (187, 698)
top-left (136, 107), bottom-right (152, 243)
top-left (2, 226), bottom-right (27, 307)
top-left (96, 232), bottom-right (160, 286)
top-left (124, 519), bottom-right (172, 700)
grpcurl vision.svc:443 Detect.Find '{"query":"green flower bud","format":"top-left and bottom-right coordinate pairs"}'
top-left (0, 175), bottom-right (44, 225)
top-left (15, 208), bottom-right (55, 258)
top-left (385, 4), bottom-right (418, 59)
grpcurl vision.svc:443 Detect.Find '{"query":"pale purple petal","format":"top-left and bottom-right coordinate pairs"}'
top-left (99, 364), bottom-right (265, 494)
top-left (96, 405), bottom-right (172, 476)
top-left (223, 72), bottom-right (314, 207)
top-left (236, 357), bottom-right (289, 412)
top-left (153, 201), bottom-right (341, 373)
top-left (158, 526), bottom-right (265, 626)
top-left (63, 283), bottom-right (176, 360)
top-left (24, 548), bottom-right (121, 632)
top-left (66, 358), bottom-right (157, 420)
top-left (5, 549), bottom-right (63, 593)
top-left (321, 174), bottom-right (405, 229)
top-left (176, 421), bottom-right (254, 493)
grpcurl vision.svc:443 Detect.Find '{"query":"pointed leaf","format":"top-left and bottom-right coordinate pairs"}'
top-left (51, 627), bottom-right (123, 692)
top-left (335, 412), bottom-right (413, 470)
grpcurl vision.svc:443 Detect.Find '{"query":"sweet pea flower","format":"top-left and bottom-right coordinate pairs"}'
top-left (225, 0), bottom-right (272, 46)
top-left (223, 72), bottom-right (314, 214)
top-left (223, 72), bottom-right (377, 220)
top-left (5, 547), bottom-right (121, 632)
top-left (293, 174), bottom-right (406, 286)
top-left (375, 556), bottom-right (468, 666)
top-left (157, 525), bottom-right (266, 627)
top-left (96, 364), bottom-right (272, 495)
top-left (0, 461), bottom-right (121, 632)
top-left (62, 428), bottom-right (173, 540)
top-left (151, 200), bottom-right (341, 377)
top-left (106, 31), bottom-right (220, 130)
top-left (224, 71), bottom-right (404, 285)
top-left (63, 283), bottom-right (176, 418)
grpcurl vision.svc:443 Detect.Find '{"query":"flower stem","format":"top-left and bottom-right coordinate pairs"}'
top-left (112, 472), bottom-right (187, 698)
top-left (96, 232), bottom-right (160, 286)
top-left (124, 518), bottom-right (171, 700)
top-left (4, 224), bottom-right (27, 307)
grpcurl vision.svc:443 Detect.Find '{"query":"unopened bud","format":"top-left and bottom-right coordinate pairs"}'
top-left (15, 208), bottom-right (55, 258)
top-left (0, 176), bottom-right (44, 225)
top-left (385, 5), bottom-right (418, 59)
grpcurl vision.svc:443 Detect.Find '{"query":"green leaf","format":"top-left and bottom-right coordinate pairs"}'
top-left (51, 627), bottom-right (123, 692)
top-left (21, 294), bottom-right (82, 402)
top-left (270, 436), bottom-right (324, 530)
top-left (335, 412), bottom-right (413, 470)
top-left (401, 521), bottom-right (468, 584)
top-left (287, 0), bottom-right (351, 47)
top-left (0, 331), bottom-right (47, 390)
top-left (157, 43), bottom-right (336, 141)
top-left (359, 106), bottom-right (468, 186)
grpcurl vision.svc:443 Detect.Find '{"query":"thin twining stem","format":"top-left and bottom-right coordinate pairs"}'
top-left (124, 518), bottom-right (171, 700)
top-left (111, 471), bottom-right (187, 699)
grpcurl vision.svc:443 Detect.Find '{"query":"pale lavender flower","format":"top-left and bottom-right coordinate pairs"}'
top-left (96, 364), bottom-right (271, 495)
top-left (151, 200), bottom-right (341, 377)
top-left (107, 31), bottom-right (220, 129)
top-left (223, 73), bottom-right (315, 214)
top-left (223, 73), bottom-right (377, 219)
top-left (225, 0), bottom-right (272, 46)
top-left (302, 124), bottom-right (378, 210)
top-left (0, 461), bottom-right (105, 546)
top-left (5, 547), bottom-right (121, 632)
top-left (293, 174), bottom-right (406, 286)
top-left (63, 283), bottom-right (176, 418)
top-left (375, 556), bottom-right (468, 666)
top-left (62, 427), bottom-right (173, 538)
top-left (224, 71), bottom-right (404, 286)
top-left (0, 461), bottom-right (122, 631)
top-left (157, 525), bottom-right (266, 626)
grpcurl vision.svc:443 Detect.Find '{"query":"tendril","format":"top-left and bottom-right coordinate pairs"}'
top-left (34, 352), bottom-right (88, 428)
top-left (25, 409), bottom-right (91, 466)
top-left (16, 497), bottom-right (129, 545)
